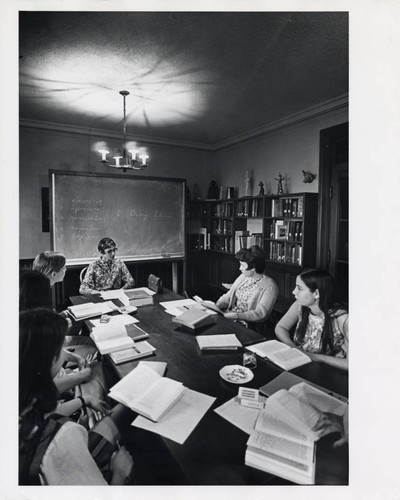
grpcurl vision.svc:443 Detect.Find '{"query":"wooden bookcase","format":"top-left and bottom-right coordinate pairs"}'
top-left (186, 193), bottom-right (318, 312)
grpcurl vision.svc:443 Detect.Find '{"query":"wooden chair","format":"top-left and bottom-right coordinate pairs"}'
top-left (79, 266), bottom-right (88, 283)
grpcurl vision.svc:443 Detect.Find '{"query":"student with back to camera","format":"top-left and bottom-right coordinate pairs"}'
top-left (19, 308), bottom-right (134, 485)
top-left (79, 237), bottom-right (135, 294)
top-left (19, 270), bottom-right (109, 411)
top-left (214, 246), bottom-right (278, 330)
top-left (275, 268), bottom-right (348, 370)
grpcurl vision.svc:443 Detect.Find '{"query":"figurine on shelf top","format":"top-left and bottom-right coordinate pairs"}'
top-left (207, 180), bottom-right (219, 199)
top-left (275, 173), bottom-right (285, 195)
top-left (245, 170), bottom-right (251, 197)
top-left (258, 181), bottom-right (265, 196)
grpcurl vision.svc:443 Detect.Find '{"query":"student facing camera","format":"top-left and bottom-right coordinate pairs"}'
top-left (79, 237), bottom-right (135, 295)
top-left (275, 268), bottom-right (348, 370)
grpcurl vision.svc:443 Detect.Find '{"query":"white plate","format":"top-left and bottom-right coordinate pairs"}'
top-left (219, 364), bottom-right (254, 384)
top-left (117, 305), bottom-right (138, 314)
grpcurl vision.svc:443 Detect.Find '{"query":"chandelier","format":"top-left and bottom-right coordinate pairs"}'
top-left (98, 90), bottom-right (150, 172)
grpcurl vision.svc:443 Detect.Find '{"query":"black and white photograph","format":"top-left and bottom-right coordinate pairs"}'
top-left (1, 1), bottom-right (399, 499)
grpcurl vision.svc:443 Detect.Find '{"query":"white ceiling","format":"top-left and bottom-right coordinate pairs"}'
top-left (19, 11), bottom-right (348, 148)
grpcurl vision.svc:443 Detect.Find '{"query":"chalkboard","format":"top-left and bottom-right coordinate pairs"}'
top-left (50, 171), bottom-right (186, 265)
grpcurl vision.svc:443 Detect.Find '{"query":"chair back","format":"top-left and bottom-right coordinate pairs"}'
top-left (79, 266), bottom-right (88, 283)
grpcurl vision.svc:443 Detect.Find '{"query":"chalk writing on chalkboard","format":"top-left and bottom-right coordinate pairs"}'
top-left (51, 171), bottom-right (185, 265)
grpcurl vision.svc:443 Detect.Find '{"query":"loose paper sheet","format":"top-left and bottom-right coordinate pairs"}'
top-left (214, 396), bottom-right (266, 435)
top-left (131, 388), bottom-right (215, 444)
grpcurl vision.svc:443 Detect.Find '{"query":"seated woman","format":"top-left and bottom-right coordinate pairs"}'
top-left (79, 237), bottom-right (135, 295)
top-left (19, 270), bottom-right (100, 397)
top-left (33, 251), bottom-right (67, 287)
top-left (19, 308), bottom-right (133, 485)
top-left (275, 268), bottom-right (348, 370)
top-left (215, 246), bottom-right (278, 329)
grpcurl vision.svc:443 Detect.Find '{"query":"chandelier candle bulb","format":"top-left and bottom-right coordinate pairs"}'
top-left (129, 149), bottom-right (139, 160)
top-left (99, 149), bottom-right (109, 162)
top-left (139, 154), bottom-right (149, 165)
top-left (114, 156), bottom-right (122, 166)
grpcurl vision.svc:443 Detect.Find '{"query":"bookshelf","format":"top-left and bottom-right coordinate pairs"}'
top-left (185, 193), bottom-right (318, 311)
top-left (263, 193), bottom-right (318, 268)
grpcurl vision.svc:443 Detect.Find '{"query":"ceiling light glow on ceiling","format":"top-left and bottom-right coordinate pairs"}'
top-left (99, 90), bottom-right (150, 172)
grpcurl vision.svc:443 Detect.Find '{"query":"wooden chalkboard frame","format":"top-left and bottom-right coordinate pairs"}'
top-left (49, 170), bottom-right (186, 266)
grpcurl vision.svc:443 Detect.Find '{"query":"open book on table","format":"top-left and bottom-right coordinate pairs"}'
top-left (89, 322), bottom-right (135, 354)
top-left (246, 339), bottom-right (311, 370)
top-left (245, 381), bottom-right (347, 484)
top-left (109, 363), bottom-right (185, 422)
top-left (67, 300), bottom-right (117, 320)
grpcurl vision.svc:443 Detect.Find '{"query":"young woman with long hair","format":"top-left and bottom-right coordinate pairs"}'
top-left (275, 268), bottom-right (348, 370)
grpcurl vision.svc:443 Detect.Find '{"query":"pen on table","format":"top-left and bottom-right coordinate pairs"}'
top-left (133, 346), bottom-right (140, 354)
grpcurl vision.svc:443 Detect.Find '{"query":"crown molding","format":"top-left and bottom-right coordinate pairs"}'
top-left (20, 94), bottom-right (348, 152)
top-left (19, 119), bottom-right (212, 151)
top-left (213, 94), bottom-right (349, 150)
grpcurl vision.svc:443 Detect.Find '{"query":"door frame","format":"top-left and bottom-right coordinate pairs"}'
top-left (317, 122), bottom-right (349, 270)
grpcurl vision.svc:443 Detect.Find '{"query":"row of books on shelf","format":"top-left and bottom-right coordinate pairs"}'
top-left (236, 198), bottom-right (263, 217)
top-left (267, 241), bottom-right (302, 265)
top-left (271, 197), bottom-right (303, 218)
top-left (211, 202), bottom-right (234, 218)
top-left (210, 235), bottom-right (234, 253)
top-left (211, 219), bottom-right (233, 234)
top-left (266, 220), bottom-right (303, 241)
top-left (235, 230), bottom-right (263, 249)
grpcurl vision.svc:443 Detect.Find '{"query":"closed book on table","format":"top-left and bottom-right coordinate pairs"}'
top-left (196, 334), bottom-right (242, 350)
top-left (109, 341), bottom-right (156, 364)
top-left (124, 289), bottom-right (154, 307)
top-left (172, 308), bottom-right (216, 329)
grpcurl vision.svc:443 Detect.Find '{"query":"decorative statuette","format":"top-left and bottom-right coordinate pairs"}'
top-left (275, 173), bottom-right (285, 195)
top-left (258, 181), bottom-right (265, 196)
top-left (302, 170), bottom-right (317, 183)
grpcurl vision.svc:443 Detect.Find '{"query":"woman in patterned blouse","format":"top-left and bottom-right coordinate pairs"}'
top-left (215, 246), bottom-right (278, 328)
top-left (275, 268), bottom-right (348, 370)
top-left (79, 237), bottom-right (135, 295)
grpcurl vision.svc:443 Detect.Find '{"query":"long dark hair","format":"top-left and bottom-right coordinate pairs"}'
top-left (294, 268), bottom-right (346, 354)
top-left (19, 309), bottom-right (67, 432)
top-left (19, 270), bottom-right (52, 311)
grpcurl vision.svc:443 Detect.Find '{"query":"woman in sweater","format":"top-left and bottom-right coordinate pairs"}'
top-left (215, 246), bottom-right (278, 328)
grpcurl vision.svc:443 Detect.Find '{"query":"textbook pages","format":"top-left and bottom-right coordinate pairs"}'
top-left (247, 339), bottom-right (311, 370)
top-left (245, 382), bottom-right (348, 484)
top-left (89, 322), bottom-right (134, 354)
top-left (109, 364), bottom-right (185, 422)
top-left (67, 301), bottom-right (116, 320)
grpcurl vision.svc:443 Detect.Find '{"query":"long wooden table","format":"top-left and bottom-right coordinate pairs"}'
top-left (70, 289), bottom-right (348, 485)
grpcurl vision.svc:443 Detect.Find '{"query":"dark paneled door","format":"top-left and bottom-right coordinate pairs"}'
top-left (317, 122), bottom-right (349, 303)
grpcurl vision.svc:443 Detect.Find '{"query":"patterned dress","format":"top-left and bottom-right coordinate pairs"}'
top-left (231, 276), bottom-right (264, 314)
top-left (293, 307), bottom-right (348, 357)
top-left (79, 258), bottom-right (135, 294)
